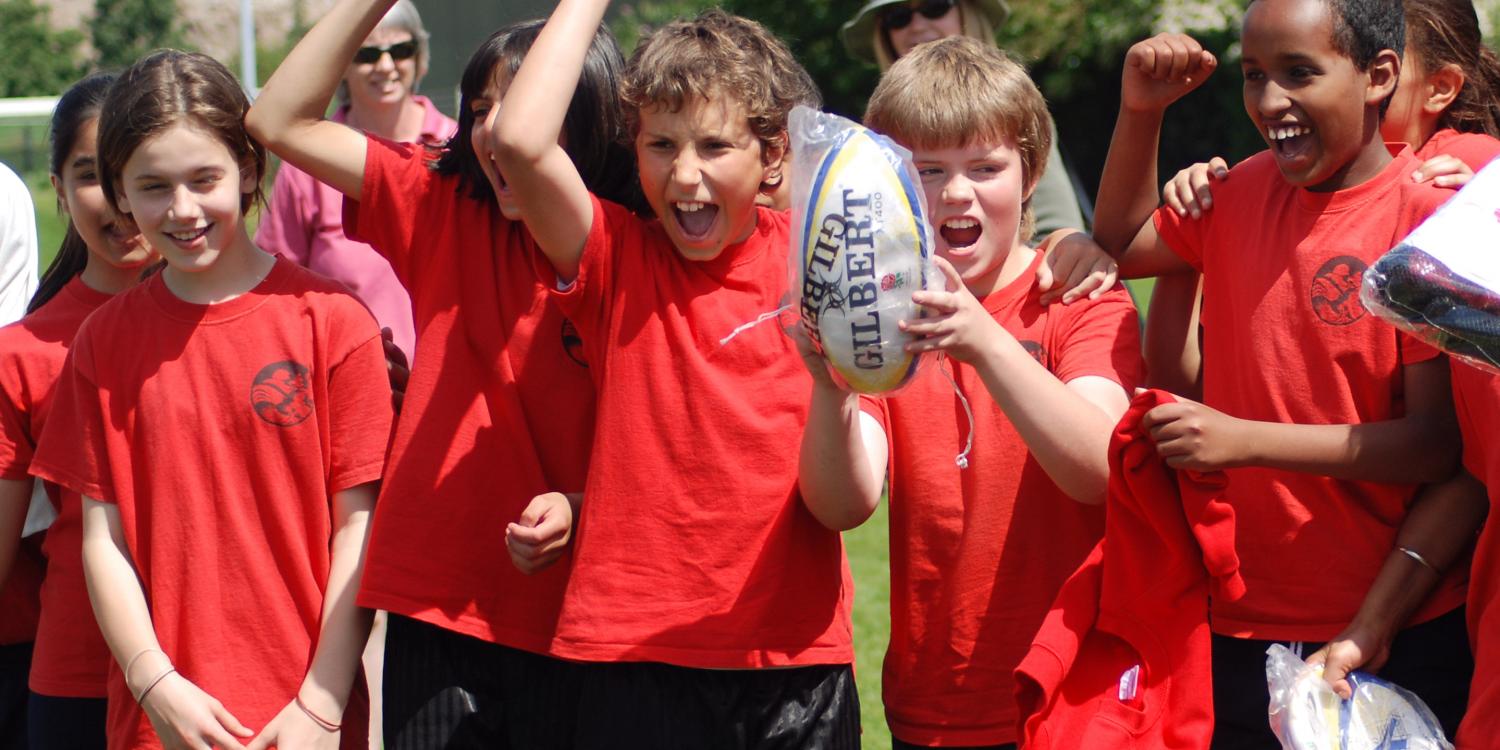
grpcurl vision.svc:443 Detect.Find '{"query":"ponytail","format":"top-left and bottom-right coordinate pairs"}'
top-left (27, 227), bottom-right (89, 313)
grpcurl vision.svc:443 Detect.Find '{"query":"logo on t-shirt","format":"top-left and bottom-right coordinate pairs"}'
top-left (561, 319), bottom-right (587, 368)
top-left (1310, 256), bottom-right (1368, 326)
top-left (1020, 339), bottom-right (1048, 368)
top-left (251, 361), bottom-right (315, 427)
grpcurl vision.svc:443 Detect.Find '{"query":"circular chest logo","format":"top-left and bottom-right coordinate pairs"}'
top-left (251, 361), bottom-right (314, 427)
top-left (1020, 339), bottom-right (1048, 367)
top-left (560, 319), bottom-right (588, 368)
top-left (1310, 256), bottom-right (1369, 326)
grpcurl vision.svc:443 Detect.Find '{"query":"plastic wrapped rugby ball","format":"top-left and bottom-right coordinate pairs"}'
top-left (791, 106), bottom-right (934, 394)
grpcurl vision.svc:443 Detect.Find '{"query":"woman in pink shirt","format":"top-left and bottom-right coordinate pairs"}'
top-left (256, 0), bottom-right (456, 364)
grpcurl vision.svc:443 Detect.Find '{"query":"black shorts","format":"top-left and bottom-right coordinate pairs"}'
top-left (892, 738), bottom-right (1013, 750)
top-left (573, 660), bottom-right (860, 750)
top-left (382, 613), bottom-right (583, 750)
top-left (27, 693), bottom-right (107, 750)
top-left (1210, 606), bottom-right (1473, 750)
top-left (0, 643), bottom-right (31, 750)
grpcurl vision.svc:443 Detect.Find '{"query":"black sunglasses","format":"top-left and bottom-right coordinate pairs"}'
top-left (880, 0), bottom-right (957, 30)
top-left (353, 40), bottom-right (418, 64)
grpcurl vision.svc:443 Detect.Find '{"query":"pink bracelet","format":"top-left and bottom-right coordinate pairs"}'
top-left (295, 696), bottom-right (341, 733)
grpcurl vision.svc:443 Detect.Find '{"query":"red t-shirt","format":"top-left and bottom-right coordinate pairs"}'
top-left (1416, 127), bottom-right (1500, 168)
top-left (1154, 145), bottom-right (1464, 640)
top-left (1016, 389), bottom-right (1245, 749)
top-left (30, 259), bottom-right (391, 750)
top-left (866, 251), bottom-right (1141, 746)
top-left (533, 195), bottom-right (853, 668)
top-left (345, 136), bottom-right (594, 653)
top-left (0, 277), bottom-right (113, 695)
top-left (1419, 128), bottom-right (1500, 750)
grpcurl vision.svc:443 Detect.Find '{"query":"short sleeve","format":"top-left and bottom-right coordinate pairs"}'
top-left (30, 333), bottom-right (114, 503)
top-left (1153, 204), bottom-right (1207, 272)
top-left (255, 165), bottom-right (316, 266)
top-left (325, 326), bottom-right (394, 494)
top-left (533, 193), bottom-right (628, 346)
top-left (0, 354), bottom-right (33, 480)
top-left (1053, 286), bottom-right (1145, 391)
top-left (342, 135), bottom-right (435, 283)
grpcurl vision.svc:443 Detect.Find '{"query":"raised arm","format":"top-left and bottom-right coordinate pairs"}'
top-left (245, 0), bottom-right (398, 200)
top-left (490, 0), bottom-right (607, 282)
top-left (248, 481), bottom-right (378, 750)
top-left (1095, 34), bottom-right (1216, 279)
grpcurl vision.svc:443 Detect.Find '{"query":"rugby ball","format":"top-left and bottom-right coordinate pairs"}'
top-left (792, 107), bottom-right (932, 394)
top-left (1280, 666), bottom-right (1452, 750)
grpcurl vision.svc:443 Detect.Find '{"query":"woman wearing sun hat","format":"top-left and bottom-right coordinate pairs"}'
top-left (842, 0), bottom-right (1088, 238)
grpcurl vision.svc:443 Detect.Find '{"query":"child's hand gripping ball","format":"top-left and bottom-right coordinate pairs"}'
top-left (790, 106), bottom-right (935, 394)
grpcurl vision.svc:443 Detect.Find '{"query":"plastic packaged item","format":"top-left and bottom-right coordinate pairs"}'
top-left (1265, 644), bottom-right (1452, 750)
top-left (789, 105), bottom-right (936, 394)
top-left (1361, 158), bottom-right (1500, 373)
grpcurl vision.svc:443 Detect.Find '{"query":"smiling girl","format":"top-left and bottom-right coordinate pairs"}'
top-left (31, 51), bottom-right (393, 750)
top-left (0, 72), bottom-right (154, 750)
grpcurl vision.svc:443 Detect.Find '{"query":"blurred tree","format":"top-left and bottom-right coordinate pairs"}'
top-left (0, 0), bottom-right (86, 97)
top-left (91, 0), bottom-right (187, 70)
top-left (606, 1), bottom-right (1263, 199)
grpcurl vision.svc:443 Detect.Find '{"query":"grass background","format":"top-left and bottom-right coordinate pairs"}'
top-left (20, 168), bottom-right (1155, 750)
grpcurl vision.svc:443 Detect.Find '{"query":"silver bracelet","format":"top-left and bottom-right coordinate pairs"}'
top-left (1398, 546), bottom-right (1441, 575)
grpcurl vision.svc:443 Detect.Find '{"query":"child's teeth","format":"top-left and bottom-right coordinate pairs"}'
top-left (675, 201), bottom-right (705, 212)
top-left (944, 218), bottom-right (978, 229)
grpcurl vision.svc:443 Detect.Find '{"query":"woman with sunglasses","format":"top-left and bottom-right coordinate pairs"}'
top-left (256, 0), bottom-right (455, 368)
top-left (841, 0), bottom-right (1088, 241)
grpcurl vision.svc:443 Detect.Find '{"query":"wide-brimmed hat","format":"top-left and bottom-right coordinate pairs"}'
top-left (840, 0), bottom-right (1012, 63)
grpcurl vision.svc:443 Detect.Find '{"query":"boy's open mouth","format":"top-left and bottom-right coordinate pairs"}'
top-left (674, 201), bottom-right (719, 240)
top-left (939, 218), bottom-right (982, 249)
top-left (1268, 124), bottom-right (1314, 162)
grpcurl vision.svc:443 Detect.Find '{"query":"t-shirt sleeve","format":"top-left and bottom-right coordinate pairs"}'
top-left (324, 313), bottom-right (394, 494)
top-left (1053, 286), bottom-right (1145, 391)
top-left (342, 135), bottom-right (433, 284)
top-left (1152, 204), bottom-right (1207, 272)
top-left (0, 355), bottom-right (31, 480)
top-left (29, 333), bottom-right (115, 502)
top-left (532, 193), bottom-right (625, 345)
top-left (1391, 183), bottom-right (1454, 366)
top-left (255, 166), bottom-right (316, 267)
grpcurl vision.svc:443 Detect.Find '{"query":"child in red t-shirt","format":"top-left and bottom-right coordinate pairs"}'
top-left (1090, 0), bottom-right (1473, 744)
top-left (29, 51), bottom-right (393, 750)
top-left (796, 37), bottom-right (1141, 750)
top-left (0, 72), bottom-right (155, 750)
top-left (492, 1), bottom-right (857, 745)
top-left (246, 0), bottom-right (648, 744)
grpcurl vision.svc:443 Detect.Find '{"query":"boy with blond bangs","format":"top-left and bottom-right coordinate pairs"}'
top-left (491, 1), bottom-right (858, 746)
top-left (1087, 0), bottom-right (1474, 744)
top-left (797, 36), bottom-right (1141, 750)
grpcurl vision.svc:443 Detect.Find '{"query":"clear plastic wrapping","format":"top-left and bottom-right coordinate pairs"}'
top-left (788, 105), bottom-right (937, 394)
top-left (1362, 158), bottom-right (1500, 373)
top-left (1265, 644), bottom-right (1452, 750)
